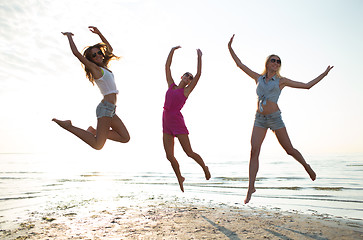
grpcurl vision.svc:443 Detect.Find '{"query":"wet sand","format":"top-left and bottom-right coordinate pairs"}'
top-left (1, 196), bottom-right (362, 240)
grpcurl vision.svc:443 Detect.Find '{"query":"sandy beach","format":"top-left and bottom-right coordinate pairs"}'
top-left (1, 195), bottom-right (362, 240)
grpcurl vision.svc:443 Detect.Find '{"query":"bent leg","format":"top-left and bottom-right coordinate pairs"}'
top-left (274, 127), bottom-right (316, 181)
top-left (52, 117), bottom-right (111, 150)
top-left (177, 134), bottom-right (211, 180)
top-left (108, 114), bottom-right (130, 143)
top-left (86, 115), bottom-right (130, 143)
top-left (245, 126), bottom-right (267, 204)
top-left (163, 133), bottom-right (185, 192)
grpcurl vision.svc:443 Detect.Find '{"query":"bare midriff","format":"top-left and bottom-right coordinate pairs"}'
top-left (103, 93), bottom-right (117, 105)
top-left (256, 100), bottom-right (280, 115)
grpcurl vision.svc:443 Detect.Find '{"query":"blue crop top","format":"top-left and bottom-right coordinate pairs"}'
top-left (256, 75), bottom-right (281, 112)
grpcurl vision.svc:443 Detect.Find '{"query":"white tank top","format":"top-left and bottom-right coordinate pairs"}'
top-left (94, 68), bottom-right (119, 96)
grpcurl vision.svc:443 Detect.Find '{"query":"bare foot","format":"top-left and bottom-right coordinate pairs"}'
top-left (244, 187), bottom-right (256, 204)
top-left (52, 118), bottom-right (72, 130)
top-left (306, 164), bottom-right (316, 181)
top-left (204, 166), bottom-right (211, 180)
top-left (178, 176), bottom-right (185, 192)
top-left (87, 126), bottom-right (96, 136)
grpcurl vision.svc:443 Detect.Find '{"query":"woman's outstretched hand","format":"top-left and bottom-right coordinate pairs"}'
top-left (89, 26), bottom-right (101, 35)
top-left (172, 46), bottom-right (181, 51)
top-left (228, 34), bottom-right (235, 48)
top-left (61, 32), bottom-right (74, 36)
top-left (324, 66), bottom-right (334, 76)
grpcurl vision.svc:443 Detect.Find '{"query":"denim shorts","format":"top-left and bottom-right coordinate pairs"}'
top-left (254, 110), bottom-right (285, 131)
top-left (96, 101), bottom-right (116, 118)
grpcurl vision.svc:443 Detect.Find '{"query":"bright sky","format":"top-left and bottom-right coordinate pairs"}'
top-left (1, 0), bottom-right (362, 160)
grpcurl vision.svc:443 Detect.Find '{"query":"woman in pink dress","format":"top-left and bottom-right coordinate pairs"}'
top-left (163, 46), bottom-right (211, 192)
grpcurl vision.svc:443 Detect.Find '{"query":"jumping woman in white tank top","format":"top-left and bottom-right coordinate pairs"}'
top-left (52, 26), bottom-right (130, 150)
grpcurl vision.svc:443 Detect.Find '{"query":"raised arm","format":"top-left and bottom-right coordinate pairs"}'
top-left (280, 66), bottom-right (334, 90)
top-left (62, 32), bottom-right (99, 72)
top-left (165, 46), bottom-right (180, 87)
top-left (185, 49), bottom-right (202, 96)
top-left (89, 26), bottom-right (113, 52)
top-left (228, 34), bottom-right (260, 83)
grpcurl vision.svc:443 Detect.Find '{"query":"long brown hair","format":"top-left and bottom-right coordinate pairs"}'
top-left (261, 54), bottom-right (282, 78)
top-left (83, 43), bottom-right (120, 84)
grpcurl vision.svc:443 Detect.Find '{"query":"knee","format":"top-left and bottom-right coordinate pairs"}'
top-left (93, 144), bottom-right (104, 151)
top-left (250, 146), bottom-right (261, 158)
top-left (185, 150), bottom-right (196, 158)
top-left (93, 140), bottom-right (106, 150)
top-left (285, 147), bottom-right (297, 156)
top-left (122, 135), bottom-right (130, 143)
top-left (166, 154), bottom-right (175, 162)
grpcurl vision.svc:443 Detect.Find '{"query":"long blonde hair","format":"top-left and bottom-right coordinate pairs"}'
top-left (83, 43), bottom-right (120, 84)
top-left (261, 54), bottom-right (282, 78)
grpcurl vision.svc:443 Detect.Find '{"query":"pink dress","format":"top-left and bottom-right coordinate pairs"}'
top-left (163, 83), bottom-right (189, 136)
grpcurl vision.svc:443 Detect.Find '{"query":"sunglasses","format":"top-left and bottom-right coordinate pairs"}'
top-left (184, 73), bottom-right (193, 80)
top-left (91, 50), bottom-right (103, 58)
top-left (270, 58), bottom-right (281, 64)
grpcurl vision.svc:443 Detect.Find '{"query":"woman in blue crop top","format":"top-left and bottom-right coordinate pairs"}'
top-left (52, 26), bottom-right (130, 150)
top-left (228, 34), bottom-right (333, 204)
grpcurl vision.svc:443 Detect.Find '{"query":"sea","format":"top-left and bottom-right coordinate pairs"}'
top-left (0, 152), bottom-right (362, 229)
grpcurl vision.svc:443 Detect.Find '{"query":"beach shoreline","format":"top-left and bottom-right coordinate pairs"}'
top-left (1, 194), bottom-right (362, 240)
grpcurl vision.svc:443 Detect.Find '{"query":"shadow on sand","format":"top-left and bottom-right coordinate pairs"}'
top-left (201, 215), bottom-right (240, 240)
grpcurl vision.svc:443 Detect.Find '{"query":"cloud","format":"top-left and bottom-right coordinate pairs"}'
top-left (0, 1), bottom-right (57, 84)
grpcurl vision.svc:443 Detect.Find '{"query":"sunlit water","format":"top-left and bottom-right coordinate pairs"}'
top-left (1, 152), bottom-right (362, 229)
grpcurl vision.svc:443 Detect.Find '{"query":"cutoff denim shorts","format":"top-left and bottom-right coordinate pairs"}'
top-left (254, 110), bottom-right (285, 131)
top-left (96, 101), bottom-right (116, 118)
